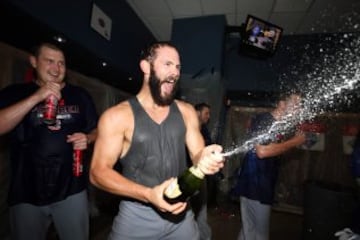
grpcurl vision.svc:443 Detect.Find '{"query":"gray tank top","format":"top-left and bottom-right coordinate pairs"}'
top-left (120, 97), bottom-right (187, 187)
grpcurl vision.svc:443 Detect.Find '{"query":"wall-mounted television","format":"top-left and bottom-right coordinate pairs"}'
top-left (239, 15), bottom-right (283, 58)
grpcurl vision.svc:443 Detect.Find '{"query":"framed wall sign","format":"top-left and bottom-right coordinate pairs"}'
top-left (90, 3), bottom-right (112, 41)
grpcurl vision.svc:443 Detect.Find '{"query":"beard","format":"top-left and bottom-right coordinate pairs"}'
top-left (149, 69), bottom-right (178, 106)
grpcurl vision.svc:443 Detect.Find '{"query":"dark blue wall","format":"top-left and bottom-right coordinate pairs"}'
top-left (224, 33), bottom-right (348, 93)
top-left (222, 33), bottom-right (317, 106)
top-left (7, 0), bottom-right (155, 82)
top-left (223, 34), bottom-right (314, 94)
top-left (8, 0), bottom-right (357, 103)
top-left (224, 36), bottom-right (280, 92)
top-left (171, 15), bottom-right (227, 141)
top-left (172, 15), bottom-right (226, 76)
top-left (223, 31), bottom-right (360, 110)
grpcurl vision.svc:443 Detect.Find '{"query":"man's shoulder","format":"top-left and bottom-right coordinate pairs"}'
top-left (63, 83), bottom-right (98, 103)
top-left (0, 82), bottom-right (37, 103)
top-left (64, 83), bottom-right (89, 94)
top-left (174, 100), bottom-right (198, 122)
top-left (1, 82), bottom-right (35, 91)
top-left (104, 100), bottom-right (131, 118)
top-left (174, 99), bottom-right (190, 107)
top-left (174, 99), bottom-right (195, 113)
top-left (98, 100), bottom-right (133, 132)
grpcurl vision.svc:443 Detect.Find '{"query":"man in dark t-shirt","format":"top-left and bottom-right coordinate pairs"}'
top-left (0, 42), bottom-right (98, 240)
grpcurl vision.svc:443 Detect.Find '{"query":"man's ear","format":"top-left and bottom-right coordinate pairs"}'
top-left (29, 56), bottom-right (37, 68)
top-left (140, 59), bottom-right (150, 75)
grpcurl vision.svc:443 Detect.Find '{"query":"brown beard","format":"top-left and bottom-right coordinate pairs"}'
top-left (149, 68), bottom-right (178, 106)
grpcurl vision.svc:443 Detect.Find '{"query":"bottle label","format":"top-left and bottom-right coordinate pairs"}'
top-left (73, 149), bottom-right (83, 177)
top-left (43, 95), bottom-right (58, 125)
top-left (164, 178), bottom-right (182, 199)
top-left (189, 166), bottom-right (205, 179)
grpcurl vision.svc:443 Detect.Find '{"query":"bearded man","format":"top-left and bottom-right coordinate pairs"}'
top-left (90, 42), bottom-right (225, 239)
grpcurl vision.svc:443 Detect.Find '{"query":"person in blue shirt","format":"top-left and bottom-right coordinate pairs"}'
top-left (234, 92), bottom-right (305, 240)
top-left (351, 133), bottom-right (360, 189)
top-left (334, 135), bottom-right (360, 240)
top-left (350, 133), bottom-right (360, 233)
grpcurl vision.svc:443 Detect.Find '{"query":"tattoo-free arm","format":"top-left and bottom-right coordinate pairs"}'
top-left (0, 94), bottom-right (42, 135)
top-left (255, 132), bottom-right (305, 159)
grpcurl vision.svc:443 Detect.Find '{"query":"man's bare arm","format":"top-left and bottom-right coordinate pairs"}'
top-left (178, 101), bottom-right (224, 175)
top-left (0, 82), bottom-right (62, 135)
top-left (180, 101), bottom-right (205, 166)
top-left (0, 94), bottom-right (41, 135)
top-left (89, 105), bottom-right (149, 200)
top-left (255, 132), bottom-right (305, 159)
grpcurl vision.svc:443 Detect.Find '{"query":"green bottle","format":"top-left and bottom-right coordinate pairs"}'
top-left (163, 165), bottom-right (205, 204)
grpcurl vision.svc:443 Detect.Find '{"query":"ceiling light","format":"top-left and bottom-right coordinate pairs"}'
top-left (53, 35), bottom-right (66, 43)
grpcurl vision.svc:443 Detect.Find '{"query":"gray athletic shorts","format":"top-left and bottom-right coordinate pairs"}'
top-left (9, 190), bottom-right (89, 240)
top-left (109, 200), bottom-right (200, 240)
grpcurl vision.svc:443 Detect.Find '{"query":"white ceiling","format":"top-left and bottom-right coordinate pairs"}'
top-left (126, 0), bottom-right (360, 41)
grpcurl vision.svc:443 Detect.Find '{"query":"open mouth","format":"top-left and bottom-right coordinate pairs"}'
top-left (162, 81), bottom-right (175, 94)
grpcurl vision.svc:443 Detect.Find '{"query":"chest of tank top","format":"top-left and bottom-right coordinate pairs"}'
top-left (121, 98), bottom-right (187, 187)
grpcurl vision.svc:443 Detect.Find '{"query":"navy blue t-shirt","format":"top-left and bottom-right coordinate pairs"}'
top-left (0, 82), bottom-right (98, 206)
top-left (200, 124), bottom-right (212, 146)
top-left (351, 135), bottom-right (360, 178)
top-left (234, 112), bottom-right (280, 205)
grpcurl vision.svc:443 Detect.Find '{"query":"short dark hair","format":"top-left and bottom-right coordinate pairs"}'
top-left (31, 42), bottom-right (65, 58)
top-left (194, 102), bottom-right (210, 112)
top-left (140, 41), bottom-right (178, 63)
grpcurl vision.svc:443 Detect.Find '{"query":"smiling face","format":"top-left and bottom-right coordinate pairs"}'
top-left (148, 45), bottom-right (181, 106)
top-left (30, 44), bottom-right (66, 86)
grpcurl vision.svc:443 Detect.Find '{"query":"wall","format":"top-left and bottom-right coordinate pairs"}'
top-left (4, 0), bottom-right (156, 92)
top-left (171, 15), bottom-right (227, 141)
top-left (172, 15), bottom-right (226, 77)
top-left (224, 35), bottom-right (280, 93)
top-left (223, 32), bottom-right (360, 110)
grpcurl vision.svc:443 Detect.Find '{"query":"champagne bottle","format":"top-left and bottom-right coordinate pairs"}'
top-left (163, 165), bottom-right (205, 204)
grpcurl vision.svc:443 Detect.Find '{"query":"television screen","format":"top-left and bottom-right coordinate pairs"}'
top-left (240, 15), bottom-right (283, 57)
